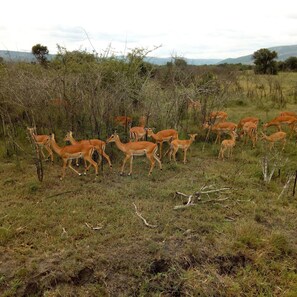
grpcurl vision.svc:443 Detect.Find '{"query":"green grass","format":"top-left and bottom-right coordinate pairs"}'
top-left (1, 104), bottom-right (297, 296)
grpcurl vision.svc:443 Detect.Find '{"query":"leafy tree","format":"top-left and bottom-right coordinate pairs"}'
top-left (284, 56), bottom-right (297, 71)
top-left (252, 48), bottom-right (278, 75)
top-left (32, 44), bottom-right (49, 66)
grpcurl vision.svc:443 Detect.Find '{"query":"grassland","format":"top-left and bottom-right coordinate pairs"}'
top-left (1, 101), bottom-right (297, 297)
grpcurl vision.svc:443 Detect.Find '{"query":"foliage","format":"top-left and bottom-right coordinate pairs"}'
top-left (284, 56), bottom-right (297, 72)
top-left (31, 43), bottom-right (49, 67)
top-left (252, 48), bottom-right (278, 75)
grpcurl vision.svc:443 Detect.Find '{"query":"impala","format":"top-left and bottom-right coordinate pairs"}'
top-left (168, 134), bottom-right (197, 164)
top-left (263, 115), bottom-right (297, 133)
top-left (114, 116), bottom-right (132, 128)
top-left (187, 98), bottom-right (201, 111)
top-left (27, 127), bottom-right (54, 163)
top-left (203, 121), bottom-right (237, 144)
top-left (206, 111), bottom-right (228, 124)
top-left (218, 131), bottom-right (237, 160)
top-left (146, 128), bottom-right (179, 158)
top-left (106, 133), bottom-right (162, 176)
top-left (260, 131), bottom-right (287, 151)
top-left (129, 114), bottom-right (150, 142)
top-left (237, 117), bottom-right (259, 130)
top-left (241, 122), bottom-right (258, 148)
top-left (280, 111), bottom-right (297, 118)
top-left (64, 131), bottom-right (112, 169)
top-left (50, 134), bottom-right (98, 180)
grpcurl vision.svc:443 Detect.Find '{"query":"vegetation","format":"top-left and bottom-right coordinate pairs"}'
top-left (1, 46), bottom-right (297, 296)
top-left (252, 48), bottom-right (278, 75)
top-left (31, 44), bottom-right (49, 67)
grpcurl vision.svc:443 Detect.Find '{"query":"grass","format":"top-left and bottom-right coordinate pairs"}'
top-left (1, 103), bottom-right (297, 296)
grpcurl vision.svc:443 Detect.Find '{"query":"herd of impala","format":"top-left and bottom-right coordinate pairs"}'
top-left (27, 110), bottom-right (297, 180)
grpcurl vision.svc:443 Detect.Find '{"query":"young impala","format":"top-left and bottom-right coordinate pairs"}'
top-left (106, 133), bottom-right (162, 176)
top-left (168, 134), bottom-right (197, 164)
top-left (64, 131), bottom-right (112, 169)
top-left (218, 131), bottom-right (238, 160)
top-left (50, 134), bottom-right (98, 180)
top-left (241, 121), bottom-right (258, 148)
top-left (27, 127), bottom-right (54, 163)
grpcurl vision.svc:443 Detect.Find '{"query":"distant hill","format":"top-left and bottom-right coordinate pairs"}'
top-left (0, 50), bottom-right (55, 62)
top-left (144, 57), bottom-right (222, 65)
top-left (218, 44), bottom-right (297, 65)
top-left (0, 50), bottom-right (220, 65)
top-left (1, 44), bottom-right (297, 65)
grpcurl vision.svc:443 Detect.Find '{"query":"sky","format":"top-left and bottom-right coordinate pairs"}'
top-left (1, 0), bottom-right (297, 60)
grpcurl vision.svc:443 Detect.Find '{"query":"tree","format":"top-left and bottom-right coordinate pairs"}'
top-left (252, 48), bottom-right (278, 75)
top-left (284, 56), bottom-right (297, 71)
top-left (32, 44), bottom-right (49, 66)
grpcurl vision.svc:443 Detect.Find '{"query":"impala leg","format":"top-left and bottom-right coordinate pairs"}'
top-left (40, 146), bottom-right (46, 159)
top-left (128, 156), bottom-right (134, 176)
top-left (183, 149), bottom-right (188, 164)
top-left (147, 154), bottom-right (156, 176)
top-left (159, 142), bottom-right (163, 159)
top-left (75, 157), bottom-right (80, 167)
top-left (121, 154), bottom-right (131, 175)
top-left (153, 148), bottom-right (162, 170)
top-left (61, 158), bottom-right (68, 180)
top-left (68, 162), bottom-right (82, 176)
top-left (172, 147), bottom-right (178, 163)
top-left (101, 151), bottom-right (112, 169)
top-left (84, 156), bottom-right (98, 177)
top-left (45, 145), bottom-right (54, 164)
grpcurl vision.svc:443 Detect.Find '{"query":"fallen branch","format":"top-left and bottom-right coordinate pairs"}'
top-left (85, 222), bottom-right (103, 231)
top-left (132, 203), bottom-right (157, 228)
top-left (174, 186), bottom-right (231, 210)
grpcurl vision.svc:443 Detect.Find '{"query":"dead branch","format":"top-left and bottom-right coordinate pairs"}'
top-left (132, 203), bottom-right (157, 228)
top-left (278, 174), bottom-right (295, 200)
top-left (174, 186), bottom-right (231, 210)
top-left (261, 153), bottom-right (288, 183)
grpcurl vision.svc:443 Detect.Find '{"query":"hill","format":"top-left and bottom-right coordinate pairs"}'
top-left (1, 44), bottom-right (297, 65)
top-left (219, 44), bottom-right (297, 65)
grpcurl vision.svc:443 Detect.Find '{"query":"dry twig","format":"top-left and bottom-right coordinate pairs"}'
top-left (132, 203), bottom-right (157, 228)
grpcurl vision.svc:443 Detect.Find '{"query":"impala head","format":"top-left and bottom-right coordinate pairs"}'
top-left (106, 133), bottom-right (119, 144)
top-left (189, 133), bottom-right (198, 140)
top-left (49, 133), bottom-right (55, 141)
top-left (63, 131), bottom-right (73, 142)
top-left (146, 128), bottom-right (154, 137)
top-left (262, 123), bottom-right (268, 131)
top-left (202, 122), bottom-right (211, 130)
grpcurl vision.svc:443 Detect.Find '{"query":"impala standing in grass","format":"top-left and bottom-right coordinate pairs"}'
top-left (27, 127), bottom-right (54, 163)
top-left (106, 133), bottom-right (162, 176)
top-left (64, 131), bottom-right (112, 169)
top-left (146, 128), bottom-right (178, 159)
top-left (50, 134), bottom-right (98, 180)
top-left (168, 134), bottom-right (197, 164)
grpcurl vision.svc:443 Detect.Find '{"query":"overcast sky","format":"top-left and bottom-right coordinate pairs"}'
top-left (1, 0), bottom-right (297, 59)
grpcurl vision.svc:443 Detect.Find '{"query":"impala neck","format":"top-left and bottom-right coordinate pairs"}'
top-left (50, 137), bottom-right (63, 156)
top-left (113, 136), bottom-right (127, 152)
top-left (68, 135), bottom-right (78, 145)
